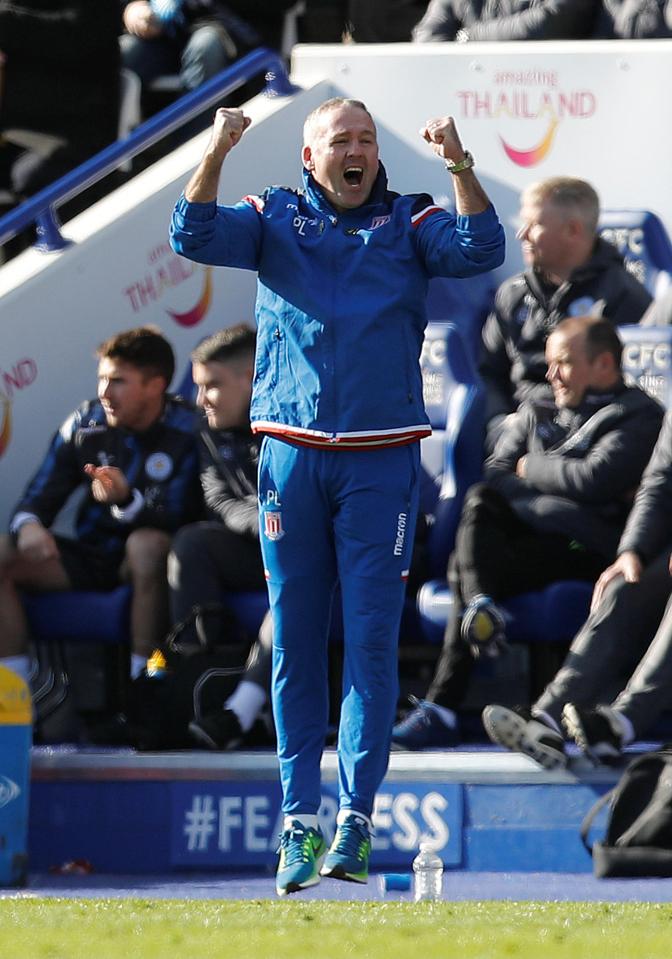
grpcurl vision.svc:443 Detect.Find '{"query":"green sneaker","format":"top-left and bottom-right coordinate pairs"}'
top-left (276, 820), bottom-right (327, 896)
top-left (320, 814), bottom-right (371, 883)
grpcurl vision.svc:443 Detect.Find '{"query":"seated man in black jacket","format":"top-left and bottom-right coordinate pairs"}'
top-left (479, 176), bottom-right (652, 453)
top-left (484, 409), bottom-right (672, 768)
top-left (392, 315), bottom-right (664, 750)
top-left (167, 324), bottom-right (272, 750)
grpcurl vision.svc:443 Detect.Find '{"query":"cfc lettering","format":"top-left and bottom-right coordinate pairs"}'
top-left (623, 342), bottom-right (670, 371)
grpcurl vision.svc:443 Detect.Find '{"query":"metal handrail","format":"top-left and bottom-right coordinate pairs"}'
top-left (0, 47), bottom-right (297, 251)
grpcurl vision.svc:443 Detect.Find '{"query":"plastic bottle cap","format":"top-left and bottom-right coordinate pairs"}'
top-left (378, 873), bottom-right (412, 892)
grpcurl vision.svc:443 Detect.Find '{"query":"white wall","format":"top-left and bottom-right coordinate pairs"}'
top-left (0, 82), bottom-right (331, 526)
top-left (1, 39), bottom-right (670, 526)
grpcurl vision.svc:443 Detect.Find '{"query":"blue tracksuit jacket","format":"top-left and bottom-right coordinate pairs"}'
top-left (170, 164), bottom-right (505, 447)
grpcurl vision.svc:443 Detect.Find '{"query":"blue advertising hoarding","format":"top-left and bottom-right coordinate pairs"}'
top-left (170, 780), bottom-right (463, 869)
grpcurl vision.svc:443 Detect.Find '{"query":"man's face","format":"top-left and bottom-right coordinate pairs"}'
top-left (97, 356), bottom-right (164, 430)
top-left (302, 104), bottom-right (380, 211)
top-left (545, 328), bottom-right (598, 408)
top-left (192, 359), bottom-right (252, 430)
top-left (517, 194), bottom-right (574, 275)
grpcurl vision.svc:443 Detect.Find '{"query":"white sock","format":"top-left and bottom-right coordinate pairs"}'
top-left (337, 809), bottom-right (372, 830)
top-left (531, 707), bottom-right (562, 735)
top-left (611, 708), bottom-right (634, 746)
top-left (225, 680), bottom-right (266, 733)
top-left (284, 814), bottom-right (318, 831)
top-left (130, 653), bottom-right (146, 680)
top-left (0, 655), bottom-right (31, 684)
top-left (428, 703), bottom-right (457, 729)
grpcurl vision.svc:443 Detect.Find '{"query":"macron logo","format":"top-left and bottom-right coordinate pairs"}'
top-left (394, 512), bottom-right (408, 557)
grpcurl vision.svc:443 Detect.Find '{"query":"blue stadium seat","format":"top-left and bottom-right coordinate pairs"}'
top-left (419, 321), bottom-right (486, 579)
top-left (417, 577), bottom-right (594, 648)
top-left (23, 586), bottom-right (133, 646)
top-left (425, 272), bottom-right (497, 362)
top-left (23, 586), bottom-right (134, 723)
top-left (599, 209), bottom-right (672, 300)
top-left (222, 589), bottom-right (268, 636)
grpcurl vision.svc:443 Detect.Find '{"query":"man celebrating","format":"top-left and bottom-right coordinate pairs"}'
top-left (479, 176), bottom-right (651, 452)
top-left (393, 316), bottom-right (664, 750)
top-left (170, 97), bottom-right (505, 894)
top-left (0, 326), bottom-right (200, 692)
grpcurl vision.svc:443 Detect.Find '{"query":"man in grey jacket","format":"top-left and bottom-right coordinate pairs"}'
top-left (484, 408), bottom-right (672, 769)
top-left (479, 176), bottom-right (651, 453)
top-left (413, 0), bottom-right (598, 42)
top-left (593, 0), bottom-right (672, 38)
top-left (392, 315), bottom-right (664, 750)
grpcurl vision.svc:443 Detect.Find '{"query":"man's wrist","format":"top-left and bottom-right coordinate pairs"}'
top-left (111, 488), bottom-right (144, 522)
top-left (445, 151), bottom-right (475, 175)
top-left (8, 512), bottom-right (41, 547)
top-left (115, 488), bottom-right (134, 509)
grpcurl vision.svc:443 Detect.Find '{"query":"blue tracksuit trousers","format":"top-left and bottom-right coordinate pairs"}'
top-left (258, 437), bottom-right (420, 819)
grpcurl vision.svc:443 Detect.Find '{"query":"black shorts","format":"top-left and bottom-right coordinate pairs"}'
top-left (55, 536), bottom-right (123, 592)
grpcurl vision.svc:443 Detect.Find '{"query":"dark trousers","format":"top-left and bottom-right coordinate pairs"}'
top-left (167, 522), bottom-right (271, 691)
top-left (426, 484), bottom-right (607, 709)
top-left (536, 548), bottom-right (672, 735)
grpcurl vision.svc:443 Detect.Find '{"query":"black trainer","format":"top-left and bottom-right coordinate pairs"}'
top-left (561, 703), bottom-right (624, 765)
top-left (189, 708), bottom-right (244, 750)
top-left (482, 703), bottom-right (567, 770)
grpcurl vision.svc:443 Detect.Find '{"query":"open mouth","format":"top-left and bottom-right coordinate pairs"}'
top-left (343, 166), bottom-right (364, 187)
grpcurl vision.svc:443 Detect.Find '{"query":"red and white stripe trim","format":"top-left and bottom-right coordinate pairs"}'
top-left (410, 204), bottom-right (443, 229)
top-left (243, 194), bottom-right (265, 214)
top-left (251, 421), bottom-right (430, 448)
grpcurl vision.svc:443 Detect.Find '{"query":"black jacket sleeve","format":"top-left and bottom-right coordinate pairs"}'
top-left (412, 0), bottom-right (461, 40)
top-left (618, 412), bottom-right (672, 562)
top-left (11, 409), bottom-right (85, 529)
top-left (522, 403), bottom-right (664, 504)
top-left (468, 0), bottom-right (598, 40)
top-left (479, 297), bottom-right (518, 423)
top-left (198, 431), bottom-right (259, 540)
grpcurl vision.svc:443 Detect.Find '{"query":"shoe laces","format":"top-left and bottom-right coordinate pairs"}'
top-left (331, 818), bottom-right (370, 859)
top-left (277, 824), bottom-right (315, 866)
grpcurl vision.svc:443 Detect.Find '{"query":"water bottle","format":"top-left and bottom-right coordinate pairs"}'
top-left (412, 842), bottom-right (443, 901)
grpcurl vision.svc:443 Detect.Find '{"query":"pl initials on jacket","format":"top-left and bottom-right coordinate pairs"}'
top-left (170, 164), bottom-right (505, 448)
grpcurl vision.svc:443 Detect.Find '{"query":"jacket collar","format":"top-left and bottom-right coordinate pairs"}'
top-left (301, 162), bottom-right (389, 218)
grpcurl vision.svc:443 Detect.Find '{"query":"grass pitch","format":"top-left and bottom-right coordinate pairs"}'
top-left (0, 900), bottom-right (671, 959)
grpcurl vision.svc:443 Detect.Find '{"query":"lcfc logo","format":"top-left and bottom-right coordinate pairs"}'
top-left (0, 775), bottom-right (20, 809)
